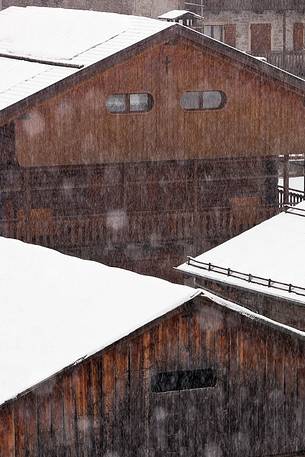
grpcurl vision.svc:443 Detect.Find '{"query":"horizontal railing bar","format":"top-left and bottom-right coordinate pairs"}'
top-left (187, 257), bottom-right (305, 297)
top-left (278, 185), bottom-right (305, 195)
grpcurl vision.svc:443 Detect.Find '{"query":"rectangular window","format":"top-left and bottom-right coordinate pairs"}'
top-left (204, 25), bottom-right (224, 42)
top-left (106, 94), bottom-right (126, 113)
top-left (130, 93), bottom-right (152, 112)
top-left (250, 23), bottom-right (272, 53)
top-left (180, 91), bottom-right (226, 111)
top-left (224, 24), bottom-right (237, 47)
top-left (293, 23), bottom-right (304, 51)
top-left (106, 93), bottom-right (154, 113)
top-left (151, 368), bottom-right (217, 393)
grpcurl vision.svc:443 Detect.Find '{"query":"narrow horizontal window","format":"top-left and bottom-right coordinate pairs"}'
top-left (106, 93), bottom-right (153, 113)
top-left (180, 91), bottom-right (226, 110)
top-left (151, 368), bottom-right (217, 393)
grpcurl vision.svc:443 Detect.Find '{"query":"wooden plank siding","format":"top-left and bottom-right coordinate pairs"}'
top-left (0, 153), bottom-right (278, 281)
top-left (194, 278), bottom-right (305, 332)
top-left (14, 37), bottom-right (305, 166)
top-left (1, 34), bottom-right (303, 279)
top-left (1, 295), bottom-right (305, 456)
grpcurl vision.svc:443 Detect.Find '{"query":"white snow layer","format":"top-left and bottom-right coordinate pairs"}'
top-left (0, 237), bottom-right (195, 406)
top-left (202, 289), bottom-right (305, 338)
top-left (158, 10), bottom-right (191, 19)
top-left (0, 6), bottom-right (171, 62)
top-left (278, 176), bottom-right (305, 192)
top-left (0, 57), bottom-right (50, 94)
top-left (178, 201), bottom-right (305, 303)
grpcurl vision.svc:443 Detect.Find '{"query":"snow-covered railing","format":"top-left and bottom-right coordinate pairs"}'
top-left (278, 185), bottom-right (305, 208)
top-left (187, 256), bottom-right (305, 298)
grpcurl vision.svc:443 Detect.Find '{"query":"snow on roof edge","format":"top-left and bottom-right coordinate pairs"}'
top-left (158, 10), bottom-right (203, 20)
top-left (0, 285), bottom-right (201, 408)
top-left (177, 264), bottom-right (305, 307)
top-left (201, 289), bottom-right (305, 339)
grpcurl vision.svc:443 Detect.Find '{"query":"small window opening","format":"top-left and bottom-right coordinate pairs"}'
top-left (106, 93), bottom-right (154, 113)
top-left (151, 368), bottom-right (217, 393)
top-left (180, 91), bottom-right (226, 111)
top-left (204, 25), bottom-right (225, 42)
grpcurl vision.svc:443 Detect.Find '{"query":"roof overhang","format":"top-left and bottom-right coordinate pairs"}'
top-left (1, 24), bottom-right (305, 127)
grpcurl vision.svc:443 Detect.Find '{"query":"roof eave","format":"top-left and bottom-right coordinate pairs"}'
top-left (1, 24), bottom-right (305, 126)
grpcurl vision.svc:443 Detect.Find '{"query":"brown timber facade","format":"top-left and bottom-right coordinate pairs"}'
top-left (1, 29), bottom-right (305, 280)
top-left (193, 277), bottom-right (305, 332)
top-left (1, 292), bottom-right (305, 457)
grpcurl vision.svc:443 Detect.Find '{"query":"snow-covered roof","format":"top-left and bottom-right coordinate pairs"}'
top-left (0, 237), bottom-right (196, 406)
top-left (278, 176), bottom-right (305, 193)
top-left (158, 10), bottom-right (203, 20)
top-left (177, 202), bottom-right (305, 304)
top-left (0, 6), bottom-right (172, 112)
top-left (1, 6), bottom-right (305, 122)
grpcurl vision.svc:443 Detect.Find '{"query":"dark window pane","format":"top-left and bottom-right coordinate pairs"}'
top-left (130, 93), bottom-right (153, 112)
top-left (180, 91), bottom-right (201, 110)
top-left (202, 91), bottom-right (223, 108)
top-left (106, 94), bottom-right (127, 113)
top-left (151, 368), bottom-right (217, 393)
top-left (181, 91), bottom-right (226, 110)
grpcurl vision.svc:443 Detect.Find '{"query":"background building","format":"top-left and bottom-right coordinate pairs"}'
top-left (187, 0), bottom-right (305, 76)
top-left (0, 7), bottom-right (304, 281)
top-left (2, 0), bottom-right (305, 75)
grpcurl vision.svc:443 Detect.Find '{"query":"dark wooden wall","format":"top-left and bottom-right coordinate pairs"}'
top-left (1, 34), bottom-right (302, 279)
top-left (13, 37), bottom-right (305, 167)
top-left (0, 124), bottom-right (278, 280)
top-left (196, 278), bottom-right (305, 332)
top-left (1, 294), bottom-right (305, 457)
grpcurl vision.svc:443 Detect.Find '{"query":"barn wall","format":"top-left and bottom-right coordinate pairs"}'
top-left (0, 149), bottom-right (278, 281)
top-left (196, 277), bottom-right (305, 331)
top-left (14, 37), bottom-right (305, 167)
top-left (1, 295), bottom-right (305, 457)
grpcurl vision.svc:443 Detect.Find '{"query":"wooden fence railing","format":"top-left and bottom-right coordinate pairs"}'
top-left (0, 206), bottom-right (278, 252)
top-left (278, 185), bottom-right (305, 208)
top-left (187, 257), bottom-right (305, 298)
top-left (252, 50), bottom-right (305, 76)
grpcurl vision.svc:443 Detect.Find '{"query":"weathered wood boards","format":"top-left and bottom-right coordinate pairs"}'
top-left (0, 30), bottom-right (303, 278)
top-left (1, 294), bottom-right (305, 457)
top-left (13, 38), bottom-right (305, 166)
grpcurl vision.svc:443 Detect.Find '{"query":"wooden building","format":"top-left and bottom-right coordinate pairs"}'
top-left (184, 0), bottom-right (305, 77)
top-left (4, 0), bottom-right (305, 77)
top-left (178, 201), bottom-right (305, 331)
top-left (1, 237), bottom-right (305, 457)
top-left (0, 7), bottom-right (305, 280)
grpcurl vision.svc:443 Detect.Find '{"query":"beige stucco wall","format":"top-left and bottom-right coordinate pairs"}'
top-left (131, 0), bottom-right (181, 17)
top-left (204, 10), bottom-right (305, 52)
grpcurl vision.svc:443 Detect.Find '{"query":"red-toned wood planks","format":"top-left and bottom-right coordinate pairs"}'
top-left (2, 296), bottom-right (305, 455)
top-left (14, 37), bottom-right (305, 167)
